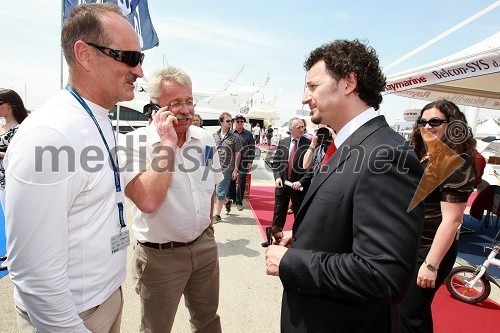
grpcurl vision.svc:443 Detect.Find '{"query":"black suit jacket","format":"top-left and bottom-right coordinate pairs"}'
top-left (279, 116), bottom-right (425, 332)
top-left (272, 136), bottom-right (313, 193)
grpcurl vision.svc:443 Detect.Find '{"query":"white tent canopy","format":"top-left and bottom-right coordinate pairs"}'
top-left (475, 117), bottom-right (500, 137)
top-left (384, 32), bottom-right (500, 110)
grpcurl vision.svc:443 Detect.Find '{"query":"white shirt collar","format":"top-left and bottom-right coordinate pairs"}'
top-left (334, 107), bottom-right (377, 148)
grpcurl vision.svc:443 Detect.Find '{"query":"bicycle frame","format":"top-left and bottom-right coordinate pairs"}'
top-left (465, 243), bottom-right (500, 289)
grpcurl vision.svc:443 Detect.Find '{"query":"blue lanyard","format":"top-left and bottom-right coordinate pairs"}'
top-left (65, 85), bottom-right (126, 229)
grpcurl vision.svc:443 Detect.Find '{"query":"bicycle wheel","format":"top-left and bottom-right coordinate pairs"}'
top-left (445, 266), bottom-right (491, 304)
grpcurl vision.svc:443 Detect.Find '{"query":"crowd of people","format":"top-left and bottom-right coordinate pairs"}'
top-left (0, 2), bottom-right (484, 333)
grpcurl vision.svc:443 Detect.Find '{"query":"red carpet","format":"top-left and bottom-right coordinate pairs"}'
top-left (247, 185), bottom-right (500, 332)
top-left (246, 185), bottom-right (294, 239)
top-left (433, 286), bottom-right (499, 332)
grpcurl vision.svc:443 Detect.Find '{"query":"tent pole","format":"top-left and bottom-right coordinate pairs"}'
top-left (467, 107), bottom-right (479, 136)
top-left (384, 1), bottom-right (500, 71)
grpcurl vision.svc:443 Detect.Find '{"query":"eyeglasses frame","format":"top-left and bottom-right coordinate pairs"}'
top-left (153, 101), bottom-right (195, 113)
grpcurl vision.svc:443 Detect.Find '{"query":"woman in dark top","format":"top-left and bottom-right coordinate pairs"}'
top-left (0, 89), bottom-right (28, 271)
top-left (400, 100), bottom-right (476, 332)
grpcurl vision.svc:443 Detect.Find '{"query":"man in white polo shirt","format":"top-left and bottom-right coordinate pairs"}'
top-left (121, 66), bottom-right (223, 333)
top-left (5, 3), bottom-right (143, 332)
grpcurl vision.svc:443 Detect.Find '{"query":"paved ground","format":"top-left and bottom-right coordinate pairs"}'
top-left (0, 148), bottom-right (498, 332)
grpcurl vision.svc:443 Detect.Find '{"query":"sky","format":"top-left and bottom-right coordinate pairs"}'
top-left (0, 0), bottom-right (499, 126)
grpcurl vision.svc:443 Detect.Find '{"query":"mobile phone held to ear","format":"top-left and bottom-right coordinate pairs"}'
top-left (152, 103), bottom-right (160, 112)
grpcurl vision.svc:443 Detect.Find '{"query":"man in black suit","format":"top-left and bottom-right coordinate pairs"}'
top-left (265, 39), bottom-right (425, 332)
top-left (270, 117), bottom-right (312, 241)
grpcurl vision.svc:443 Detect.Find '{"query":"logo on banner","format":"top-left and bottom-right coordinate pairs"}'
top-left (115, 0), bottom-right (144, 48)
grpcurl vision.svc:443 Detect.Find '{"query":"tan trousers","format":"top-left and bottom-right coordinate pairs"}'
top-left (16, 286), bottom-right (123, 333)
top-left (133, 227), bottom-right (221, 333)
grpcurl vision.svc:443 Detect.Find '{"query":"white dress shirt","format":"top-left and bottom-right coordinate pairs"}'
top-left (121, 124), bottom-right (223, 243)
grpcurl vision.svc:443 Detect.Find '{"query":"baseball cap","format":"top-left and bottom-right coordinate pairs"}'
top-left (234, 114), bottom-right (246, 121)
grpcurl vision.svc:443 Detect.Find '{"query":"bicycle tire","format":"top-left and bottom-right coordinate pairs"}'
top-left (445, 266), bottom-right (491, 304)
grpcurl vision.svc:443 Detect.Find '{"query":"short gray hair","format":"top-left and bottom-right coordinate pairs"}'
top-left (288, 116), bottom-right (302, 130)
top-left (148, 66), bottom-right (192, 103)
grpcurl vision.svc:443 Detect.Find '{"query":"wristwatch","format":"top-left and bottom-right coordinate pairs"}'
top-left (424, 260), bottom-right (438, 272)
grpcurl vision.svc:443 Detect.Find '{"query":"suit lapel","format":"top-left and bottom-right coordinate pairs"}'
top-left (294, 116), bottom-right (389, 232)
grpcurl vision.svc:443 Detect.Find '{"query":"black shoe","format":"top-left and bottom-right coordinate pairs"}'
top-left (0, 265), bottom-right (7, 271)
top-left (212, 215), bottom-right (221, 224)
top-left (225, 199), bottom-right (233, 213)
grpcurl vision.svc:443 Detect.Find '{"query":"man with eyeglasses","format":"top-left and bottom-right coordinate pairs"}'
top-left (4, 3), bottom-right (143, 332)
top-left (120, 66), bottom-right (223, 333)
top-left (213, 112), bottom-right (242, 222)
top-left (227, 114), bottom-right (255, 211)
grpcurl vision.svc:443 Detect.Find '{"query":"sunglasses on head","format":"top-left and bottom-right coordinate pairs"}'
top-left (86, 42), bottom-right (145, 67)
top-left (417, 118), bottom-right (448, 127)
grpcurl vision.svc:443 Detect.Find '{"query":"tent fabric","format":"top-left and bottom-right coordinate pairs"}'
top-left (475, 117), bottom-right (500, 137)
top-left (384, 32), bottom-right (500, 110)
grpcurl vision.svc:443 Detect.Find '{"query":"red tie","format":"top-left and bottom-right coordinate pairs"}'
top-left (287, 139), bottom-right (297, 179)
top-left (321, 142), bottom-right (337, 168)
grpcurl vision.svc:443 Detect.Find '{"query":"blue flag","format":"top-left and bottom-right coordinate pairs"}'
top-left (63, 0), bottom-right (97, 20)
top-left (63, 0), bottom-right (159, 51)
top-left (105, 0), bottom-right (159, 51)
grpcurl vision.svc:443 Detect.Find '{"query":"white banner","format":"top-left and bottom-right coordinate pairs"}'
top-left (394, 88), bottom-right (500, 110)
top-left (385, 52), bottom-right (500, 93)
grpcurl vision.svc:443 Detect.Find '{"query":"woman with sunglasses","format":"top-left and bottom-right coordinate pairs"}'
top-left (0, 89), bottom-right (28, 271)
top-left (400, 99), bottom-right (476, 332)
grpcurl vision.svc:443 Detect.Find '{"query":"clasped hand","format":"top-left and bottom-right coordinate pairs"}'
top-left (265, 232), bottom-right (292, 276)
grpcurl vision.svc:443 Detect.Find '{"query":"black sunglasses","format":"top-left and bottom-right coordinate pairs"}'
top-left (224, 119), bottom-right (233, 123)
top-left (0, 99), bottom-right (4, 105)
top-left (417, 118), bottom-right (448, 127)
top-left (86, 42), bottom-right (145, 67)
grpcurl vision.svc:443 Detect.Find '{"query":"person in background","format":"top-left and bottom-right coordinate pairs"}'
top-left (302, 124), bottom-right (335, 176)
top-left (269, 117), bottom-right (312, 242)
top-left (122, 66), bottom-right (223, 333)
top-left (0, 89), bottom-right (28, 272)
top-left (192, 112), bottom-right (203, 128)
top-left (265, 124), bottom-right (274, 148)
top-left (265, 39), bottom-right (424, 332)
top-left (252, 122), bottom-right (261, 144)
top-left (213, 112), bottom-right (242, 222)
top-left (227, 114), bottom-right (255, 212)
top-left (400, 100), bottom-right (476, 333)
top-left (5, 3), bottom-right (143, 332)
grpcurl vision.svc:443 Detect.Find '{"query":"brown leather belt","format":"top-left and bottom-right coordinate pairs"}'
top-left (138, 231), bottom-right (204, 249)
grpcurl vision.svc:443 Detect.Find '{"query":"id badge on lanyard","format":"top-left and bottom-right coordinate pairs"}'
top-left (66, 85), bottom-right (130, 253)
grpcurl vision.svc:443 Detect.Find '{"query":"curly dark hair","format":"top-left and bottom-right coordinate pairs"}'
top-left (410, 99), bottom-right (476, 160)
top-left (304, 39), bottom-right (386, 110)
top-left (0, 89), bottom-right (28, 124)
